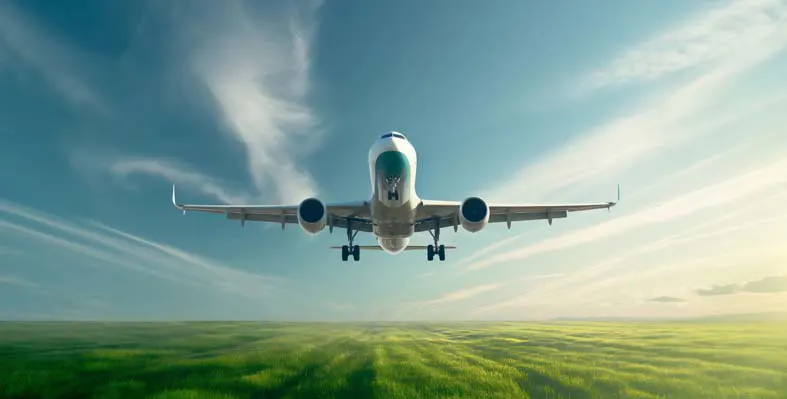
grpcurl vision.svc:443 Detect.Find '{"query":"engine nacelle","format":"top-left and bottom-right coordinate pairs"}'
top-left (297, 197), bottom-right (327, 234)
top-left (459, 196), bottom-right (490, 233)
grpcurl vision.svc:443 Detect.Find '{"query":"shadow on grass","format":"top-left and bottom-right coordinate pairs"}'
top-left (339, 359), bottom-right (376, 399)
top-left (516, 368), bottom-right (594, 399)
top-left (12, 348), bottom-right (381, 398)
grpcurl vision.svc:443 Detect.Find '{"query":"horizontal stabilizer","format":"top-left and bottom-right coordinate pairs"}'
top-left (330, 245), bottom-right (457, 251)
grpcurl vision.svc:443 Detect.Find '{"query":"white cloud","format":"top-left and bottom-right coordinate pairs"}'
top-left (484, 1), bottom-right (787, 204)
top-left (82, 1), bottom-right (325, 205)
top-left (109, 157), bottom-right (251, 204)
top-left (473, 190), bottom-right (787, 316)
top-left (468, 0), bottom-right (787, 287)
top-left (414, 283), bottom-right (502, 307)
top-left (454, 232), bottom-right (540, 269)
top-left (90, 221), bottom-right (285, 295)
top-left (0, 200), bottom-right (285, 301)
top-left (583, 0), bottom-right (787, 91)
top-left (468, 157), bottom-right (787, 271)
top-left (559, 215), bottom-right (787, 304)
top-left (185, 1), bottom-right (324, 204)
top-left (0, 274), bottom-right (37, 288)
top-left (0, 2), bottom-right (107, 113)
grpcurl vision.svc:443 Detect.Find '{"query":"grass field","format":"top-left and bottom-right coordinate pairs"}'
top-left (0, 321), bottom-right (784, 398)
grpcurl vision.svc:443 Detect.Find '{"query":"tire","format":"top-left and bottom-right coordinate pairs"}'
top-left (438, 244), bottom-right (446, 261)
top-left (352, 245), bottom-right (360, 261)
top-left (427, 244), bottom-right (434, 261)
top-left (341, 245), bottom-right (349, 261)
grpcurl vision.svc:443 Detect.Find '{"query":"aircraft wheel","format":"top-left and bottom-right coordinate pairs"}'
top-left (352, 245), bottom-right (360, 261)
top-left (341, 245), bottom-right (349, 261)
top-left (427, 244), bottom-right (435, 261)
top-left (438, 244), bottom-right (446, 261)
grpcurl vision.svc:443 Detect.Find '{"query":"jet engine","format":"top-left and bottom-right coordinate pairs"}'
top-left (459, 196), bottom-right (489, 233)
top-left (297, 197), bottom-right (327, 234)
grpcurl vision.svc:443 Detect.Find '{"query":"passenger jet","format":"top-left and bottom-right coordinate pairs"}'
top-left (172, 131), bottom-right (618, 261)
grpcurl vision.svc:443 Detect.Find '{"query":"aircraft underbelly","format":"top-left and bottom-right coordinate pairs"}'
top-left (372, 203), bottom-right (414, 239)
top-left (377, 237), bottom-right (410, 254)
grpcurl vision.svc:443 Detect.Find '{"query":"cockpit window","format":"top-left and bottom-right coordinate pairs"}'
top-left (381, 132), bottom-right (407, 140)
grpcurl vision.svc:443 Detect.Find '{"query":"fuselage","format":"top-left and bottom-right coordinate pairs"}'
top-left (367, 131), bottom-right (420, 254)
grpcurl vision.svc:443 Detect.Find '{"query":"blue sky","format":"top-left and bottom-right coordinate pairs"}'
top-left (2, 0), bottom-right (787, 321)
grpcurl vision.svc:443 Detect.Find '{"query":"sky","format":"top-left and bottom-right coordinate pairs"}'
top-left (1, 0), bottom-right (787, 321)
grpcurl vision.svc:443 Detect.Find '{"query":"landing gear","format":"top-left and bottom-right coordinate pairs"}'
top-left (427, 244), bottom-right (445, 261)
top-left (385, 176), bottom-right (401, 201)
top-left (341, 220), bottom-right (360, 262)
top-left (341, 244), bottom-right (360, 261)
top-left (426, 217), bottom-right (446, 262)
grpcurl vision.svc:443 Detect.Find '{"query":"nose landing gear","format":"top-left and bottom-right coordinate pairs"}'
top-left (384, 176), bottom-right (401, 201)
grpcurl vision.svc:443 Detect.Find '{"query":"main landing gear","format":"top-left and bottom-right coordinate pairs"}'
top-left (341, 221), bottom-right (360, 262)
top-left (427, 218), bottom-right (446, 262)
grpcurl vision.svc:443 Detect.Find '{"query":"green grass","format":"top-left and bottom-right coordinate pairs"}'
top-left (0, 321), bottom-right (785, 398)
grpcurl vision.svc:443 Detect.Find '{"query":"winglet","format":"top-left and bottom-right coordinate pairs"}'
top-left (172, 184), bottom-right (185, 214)
top-left (608, 184), bottom-right (620, 211)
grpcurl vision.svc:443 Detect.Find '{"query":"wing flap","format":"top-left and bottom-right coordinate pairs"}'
top-left (414, 185), bottom-right (617, 230)
top-left (227, 212), bottom-right (298, 224)
top-left (489, 210), bottom-right (567, 223)
top-left (490, 203), bottom-right (614, 213)
top-left (172, 185), bottom-right (372, 230)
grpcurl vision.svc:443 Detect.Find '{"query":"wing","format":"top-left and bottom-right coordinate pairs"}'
top-left (171, 186), bottom-right (373, 232)
top-left (413, 186), bottom-right (619, 232)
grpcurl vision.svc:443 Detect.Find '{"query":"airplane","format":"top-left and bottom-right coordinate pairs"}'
top-left (172, 131), bottom-right (619, 262)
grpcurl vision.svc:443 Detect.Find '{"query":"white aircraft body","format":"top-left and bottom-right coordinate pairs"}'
top-left (172, 131), bottom-right (618, 261)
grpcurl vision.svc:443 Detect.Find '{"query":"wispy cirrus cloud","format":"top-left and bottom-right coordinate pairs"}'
top-left (0, 274), bottom-right (37, 288)
top-left (550, 209), bottom-right (787, 303)
top-left (582, 0), bottom-right (787, 92)
top-left (484, 0), bottom-right (787, 204)
top-left (108, 157), bottom-right (251, 204)
top-left (414, 283), bottom-right (502, 307)
top-left (190, 1), bottom-right (323, 204)
top-left (455, 0), bottom-right (787, 321)
top-left (0, 2), bottom-right (107, 114)
top-left (469, 157), bottom-right (787, 271)
top-left (467, 1), bottom-right (787, 281)
top-left (103, 1), bottom-right (325, 205)
top-left (473, 191), bottom-right (787, 317)
top-left (0, 199), bottom-right (285, 302)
